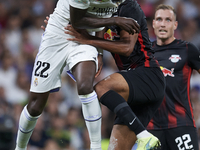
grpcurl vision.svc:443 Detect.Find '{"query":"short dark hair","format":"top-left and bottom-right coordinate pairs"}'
top-left (155, 4), bottom-right (176, 20)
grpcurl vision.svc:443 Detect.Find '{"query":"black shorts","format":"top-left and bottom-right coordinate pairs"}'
top-left (148, 126), bottom-right (199, 150)
top-left (114, 66), bottom-right (165, 127)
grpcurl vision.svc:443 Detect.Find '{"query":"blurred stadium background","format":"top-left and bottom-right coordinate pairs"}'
top-left (0, 0), bottom-right (200, 149)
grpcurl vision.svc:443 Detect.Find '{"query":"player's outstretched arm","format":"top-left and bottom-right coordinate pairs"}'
top-left (70, 6), bottom-right (140, 34)
top-left (65, 25), bottom-right (138, 56)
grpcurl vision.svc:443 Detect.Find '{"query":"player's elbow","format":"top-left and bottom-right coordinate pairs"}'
top-left (70, 21), bottom-right (80, 29)
top-left (70, 17), bottom-right (84, 29)
top-left (71, 21), bottom-right (81, 29)
top-left (119, 40), bottom-right (134, 57)
top-left (123, 46), bottom-right (133, 57)
top-left (70, 5), bottom-right (87, 29)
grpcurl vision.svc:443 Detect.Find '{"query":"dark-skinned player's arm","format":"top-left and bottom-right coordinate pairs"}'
top-left (40, 16), bottom-right (103, 78)
top-left (65, 24), bottom-right (138, 56)
top-left (70, 6), bottom-right (140, 34)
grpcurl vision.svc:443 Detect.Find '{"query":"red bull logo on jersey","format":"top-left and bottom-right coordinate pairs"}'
top-left (160, 66), bottom-right (174, 77)
top-left (104, 29), bottom-right (119, 40)
top-left (169, 54), bottom-right (181, 63)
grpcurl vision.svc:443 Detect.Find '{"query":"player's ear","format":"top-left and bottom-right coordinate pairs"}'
top-left (152, 19), bottom-right (155, 29)
top-left (174, 21), bottom-right (178, 30)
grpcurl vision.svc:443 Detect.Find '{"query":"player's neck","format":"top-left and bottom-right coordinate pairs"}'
top-left (157, 37), bottom-right (176, 46)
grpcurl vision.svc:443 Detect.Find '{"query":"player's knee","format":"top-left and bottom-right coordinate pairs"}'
top-left (94, 84), bottom-right (100, 93)
top-left (77, 82), bottom-right (93, 95)
top-left (27, 98), bottom-right (44, 116)
top-left (27, 93), bottom-right (48, 116)
top-left (27, 105), bottom-right (43, 116)
top-left (94, 83), bottom-right (106, 99)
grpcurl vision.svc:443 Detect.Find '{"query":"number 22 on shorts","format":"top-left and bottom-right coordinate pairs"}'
top-left (175, 134), bottom-right (194, 150)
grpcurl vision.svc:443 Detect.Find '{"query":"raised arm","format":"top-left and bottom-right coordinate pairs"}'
top-left (70, 6), bottom-right (140, 34)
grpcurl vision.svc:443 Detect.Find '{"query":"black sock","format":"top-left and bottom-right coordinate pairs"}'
top-left (99, 90), bottom-right (145, 135)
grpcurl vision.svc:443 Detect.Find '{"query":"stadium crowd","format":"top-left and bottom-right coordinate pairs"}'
top-left (0, 0), bottom-right (200, 149)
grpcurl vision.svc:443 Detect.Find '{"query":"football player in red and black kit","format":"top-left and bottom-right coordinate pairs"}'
top-left (65, 0), bottom-right (165, 149)
top-left (146, 4), bottom-right (200, 150)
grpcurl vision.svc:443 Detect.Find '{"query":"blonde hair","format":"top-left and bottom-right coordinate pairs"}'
top-left (155, 4), bottom-right (176, 20)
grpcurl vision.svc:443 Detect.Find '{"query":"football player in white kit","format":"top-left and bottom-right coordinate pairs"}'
top-left (14, 0), bottom-right (139, 150)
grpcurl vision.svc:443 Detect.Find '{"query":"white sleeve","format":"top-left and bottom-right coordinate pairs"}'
top-left (69, 0), bottom-right (90, 9)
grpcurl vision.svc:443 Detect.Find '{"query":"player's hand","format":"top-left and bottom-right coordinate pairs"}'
top-left (41, 16), bottom-right (49, 31)
top-left (114, 17), bottom-right (140, 34)
top-left (95, 54), bottom-right (103, 78)
top-left (65, 25), bottom-right (91, 44)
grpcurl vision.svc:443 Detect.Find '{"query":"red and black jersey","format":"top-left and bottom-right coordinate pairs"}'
top-left (104, 0), bottom-right (159, 70)
top-left (147, 39), bottom-right (200, 130)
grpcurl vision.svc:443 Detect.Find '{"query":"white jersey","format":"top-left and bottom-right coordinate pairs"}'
top-left (46, 0), bottom-right (118, 37)
top-left (31, 0), bottom-right (118, 93)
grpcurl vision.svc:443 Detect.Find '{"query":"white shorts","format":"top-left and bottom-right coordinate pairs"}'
top-left (30, 31), bottom-right (98, 93)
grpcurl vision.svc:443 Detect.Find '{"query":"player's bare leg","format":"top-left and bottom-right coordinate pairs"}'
top-left (15, 92), bottom-right (49, 150)
top-left (109, 125), bottom-right (137, 150)
top-left (95, 73), bottom-right (130, 100)
top-left (72, 61), bottom-right (102, 150)
top-left (95, 73), bottom-right (158, 149)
